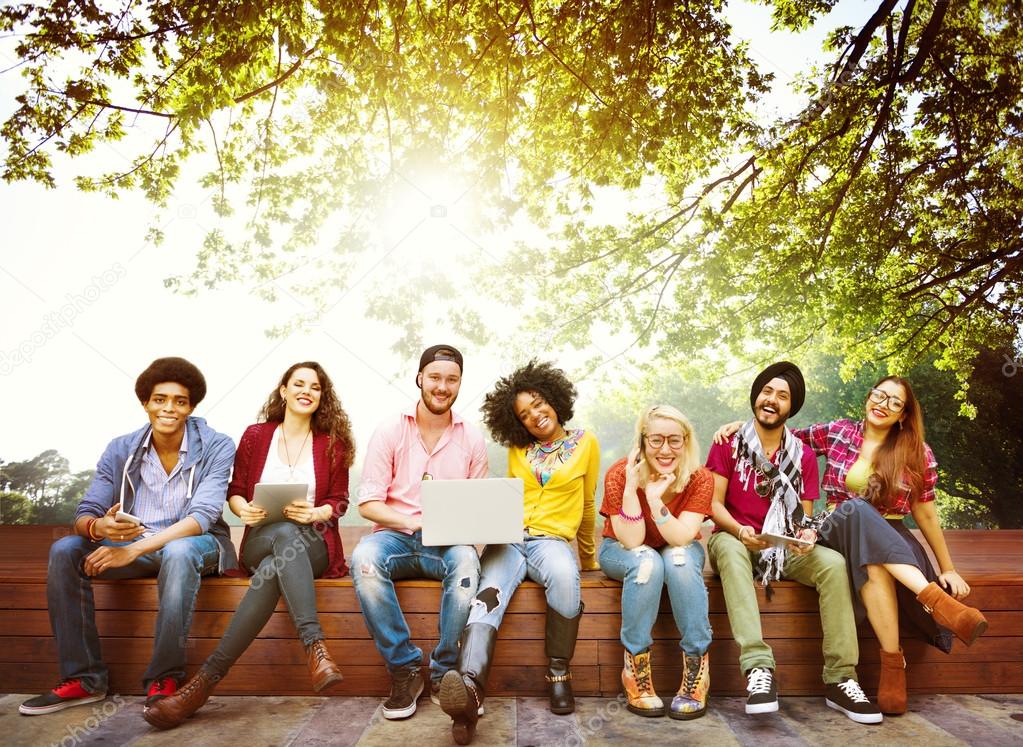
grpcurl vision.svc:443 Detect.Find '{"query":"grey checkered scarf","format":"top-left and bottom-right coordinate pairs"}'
top-left (733, 420), bottom-right (805, 585)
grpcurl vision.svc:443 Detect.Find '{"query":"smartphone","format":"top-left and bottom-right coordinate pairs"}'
top-left (115, 510), bottom-right (144, 527)
top-left (636, 433), bottom-right (645, 463)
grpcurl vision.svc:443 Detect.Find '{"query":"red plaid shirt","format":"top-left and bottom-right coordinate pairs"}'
top-left (792, 418), bottom-right (937, 516)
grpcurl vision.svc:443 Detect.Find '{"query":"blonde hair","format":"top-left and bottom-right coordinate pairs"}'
top-left (635, 404), bottom-right (701, 494)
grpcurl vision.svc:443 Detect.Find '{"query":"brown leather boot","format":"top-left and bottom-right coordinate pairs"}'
top-left (916, 582), bottom-right (988, 646)
top-left (877, 648), bottom-right (907, 714)
top-left (306, 639), bottom-right (344, 692)
top-left (143, 669), bottom-right (218, 730)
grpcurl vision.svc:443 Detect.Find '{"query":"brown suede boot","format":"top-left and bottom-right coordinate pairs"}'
top-left (306, 639), bottom-right (344, 692)
top-left (877, 648), bottom-right (907, 715)
top-left (143, 669), bottom-right (218, 730)
top-left (916, 582), bottom-right (988, 646)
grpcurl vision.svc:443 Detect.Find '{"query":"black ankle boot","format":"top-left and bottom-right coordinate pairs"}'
top-left (439, 623), bottom-right (497, 745)
top-left (545, 604), bottom-right (583, 715)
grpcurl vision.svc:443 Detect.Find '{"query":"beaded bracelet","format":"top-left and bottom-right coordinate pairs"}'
top-left (618, 507), bottom-right (644, 523)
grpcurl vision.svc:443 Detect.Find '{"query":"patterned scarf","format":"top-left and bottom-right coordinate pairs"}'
top-left (733, 419), bottom-right (805, 586)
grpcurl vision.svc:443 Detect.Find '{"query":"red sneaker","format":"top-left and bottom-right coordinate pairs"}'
top-left (19, 679), bottom-right (106, 715)
top-left (146, 677), bottom-right (179, 706)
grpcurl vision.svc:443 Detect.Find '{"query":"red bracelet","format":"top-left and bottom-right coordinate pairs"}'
top-left (86, 518), bottom-right (101, 541)
top-left (618, 508), bottom-right (643, 523)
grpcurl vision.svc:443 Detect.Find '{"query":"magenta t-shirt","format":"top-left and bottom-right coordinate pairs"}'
top-left (705, 436), bottom-right (820, 533)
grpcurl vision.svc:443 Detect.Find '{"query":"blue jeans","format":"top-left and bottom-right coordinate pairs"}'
top-left (204, 522), bottom-right (328, 678)
top-left (350, 529), bottom-right (479, 681)
top-left (47, 533), bottom-right (220, 693)
top-left (467, 534), bottom-right (581, 629)
top-left (598, 538), bottom-right (712, 657)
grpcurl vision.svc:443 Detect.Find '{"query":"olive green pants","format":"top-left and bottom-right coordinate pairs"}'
top-left (708, 531), bottom-right (858, 684)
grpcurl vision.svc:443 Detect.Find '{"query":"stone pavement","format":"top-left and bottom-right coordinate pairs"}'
top-left (3, 693), bottom-right (1022, 746)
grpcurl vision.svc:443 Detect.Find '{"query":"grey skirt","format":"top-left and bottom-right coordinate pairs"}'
top-left (818, 498), bottom-right (953, 653)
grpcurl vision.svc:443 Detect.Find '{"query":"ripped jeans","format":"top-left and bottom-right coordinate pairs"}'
top-left (598, 538), bottom-right (712, 657)
top-left (350, 529), bottom-right (479, 681)
top-left (467, 534), bottom-right (581, 629)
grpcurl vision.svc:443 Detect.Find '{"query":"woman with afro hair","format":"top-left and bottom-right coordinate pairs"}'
top-left (439, 360), bottom-right (599, 745)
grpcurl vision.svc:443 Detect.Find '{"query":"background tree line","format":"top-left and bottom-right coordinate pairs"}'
top-left (8, 347), bottom-right (1017, 528)
top-left (0, 450), bottom-right (93, 525)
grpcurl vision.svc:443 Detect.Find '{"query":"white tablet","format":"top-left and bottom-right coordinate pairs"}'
top-left (755, 532), bottom-right (814, 548)
top-left (251, 483), bottom-right (310, 526)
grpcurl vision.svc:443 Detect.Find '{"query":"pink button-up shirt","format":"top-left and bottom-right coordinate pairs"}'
top-left (358, 401), bottom-right (490, 533)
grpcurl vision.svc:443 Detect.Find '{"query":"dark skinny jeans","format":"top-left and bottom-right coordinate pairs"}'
top-left (203, 521), bottom-right (328, 678)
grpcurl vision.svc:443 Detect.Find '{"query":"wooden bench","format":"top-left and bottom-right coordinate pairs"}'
top-left (1, 526), bottom-right (1020, 697)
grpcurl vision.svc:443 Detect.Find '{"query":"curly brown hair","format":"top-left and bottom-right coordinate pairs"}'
top-left (481, 360), bottom-right (577, 448)
top-left (259, 361), bottom-right (355, 467)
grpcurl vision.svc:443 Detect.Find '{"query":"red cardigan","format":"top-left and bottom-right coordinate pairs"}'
top-left (228, 422), bottom-right (349, 578)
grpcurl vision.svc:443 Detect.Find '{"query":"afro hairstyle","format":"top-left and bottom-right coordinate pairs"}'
top-left (134, 357), bottom-right (207, 406)
top-left (481, 359), bottom-right (577, 448)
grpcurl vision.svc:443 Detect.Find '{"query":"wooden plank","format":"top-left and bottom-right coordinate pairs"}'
top-left (0, 636), bottom-right (600, 668)
top-left (4, 607), bottom-right (1021, 641)
top-left (0, 663), bottom-right (604, 697)
top-left (595, 637), bottom-right (1023, 668)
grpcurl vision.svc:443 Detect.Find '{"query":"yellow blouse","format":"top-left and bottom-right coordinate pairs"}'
top-left (507, 430), bottom-right (600, 569)
top-left (843, 455), bottom-right (903, 520)
top-left (844, 455), bottom-right (873, 495)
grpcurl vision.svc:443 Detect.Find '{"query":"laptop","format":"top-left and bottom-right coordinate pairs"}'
top-left (420, 478), bottom-right (524, 546)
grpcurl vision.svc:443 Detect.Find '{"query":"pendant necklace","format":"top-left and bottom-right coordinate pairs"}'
top-left (282, 426), bottom-right (311, 479)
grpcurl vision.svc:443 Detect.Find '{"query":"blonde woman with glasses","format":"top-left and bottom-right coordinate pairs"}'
top-left (598, 405), bottom-right (714, 720)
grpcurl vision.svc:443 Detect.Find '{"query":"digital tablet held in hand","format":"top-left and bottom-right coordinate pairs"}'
top-left (754, 532), bottom-right (814, 548)
top-left (251, 483), bottom-right (310, 526)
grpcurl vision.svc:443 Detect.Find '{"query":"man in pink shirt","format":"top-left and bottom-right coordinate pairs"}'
top-left (351, 345), bottom-right (489, 720)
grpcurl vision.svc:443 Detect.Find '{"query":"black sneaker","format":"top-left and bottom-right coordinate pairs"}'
top-left (19, 679), bottom-right (106, 716)
top-left (745, 667), bottom-right (778, 714)
top-left (825, 678), bottom-right (883, 724)
top-left (382, 666), bottom-right (424, 720)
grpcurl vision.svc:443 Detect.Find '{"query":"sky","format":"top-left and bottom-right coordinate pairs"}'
top-left (0, 0), bottom-right (873, 474)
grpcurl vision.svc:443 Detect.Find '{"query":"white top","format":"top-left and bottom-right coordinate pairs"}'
top-left (259, 426), bottom-right (316, 503)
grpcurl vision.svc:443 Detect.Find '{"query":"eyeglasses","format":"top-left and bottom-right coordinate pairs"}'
top-left (643, 434), bottom-right (686, 450)
top-left (868, 388), bottom-right (905, 412)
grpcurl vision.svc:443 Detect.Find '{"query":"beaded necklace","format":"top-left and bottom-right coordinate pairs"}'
top-left (525, 429), bottom-right (584, 486)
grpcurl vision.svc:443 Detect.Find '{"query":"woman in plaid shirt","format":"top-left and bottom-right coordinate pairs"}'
top-left (716, 376), bottom-right (987, 715)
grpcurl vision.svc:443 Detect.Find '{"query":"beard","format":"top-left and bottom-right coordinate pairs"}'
top-left (754, 406), bottom-right (787, 431)
top-left (421, 390), bottom-right (455, 415)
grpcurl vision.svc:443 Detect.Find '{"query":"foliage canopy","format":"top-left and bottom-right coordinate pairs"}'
top-left (2, 0), bottom-right (1020, 384)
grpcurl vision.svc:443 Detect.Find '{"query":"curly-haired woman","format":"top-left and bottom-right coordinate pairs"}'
top-left (439, 360), bottom-right (599, 745)
top-left (599, 405), bottom-right (714, 720)
top-left (713, 376), bottom-right (988, 714)
top-left (145, 361), bottom-right (355, 729)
